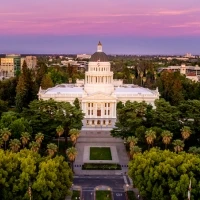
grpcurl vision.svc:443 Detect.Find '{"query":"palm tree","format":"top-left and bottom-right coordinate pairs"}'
top-left (173, 139), bottom-right (184, 153)
top-left (181, 126), bottom-right (191, 141)
top-left (130, 146), bottom-right (142, 159)
top-left (145, 129), bottom-right (156, 149)
top-left (35, 132), bottom-right (44, 146)
top-left (47, 143), bottom-right (58, 157)
top-left (161, 130), bottom-right (173, 149)
top-left (56, 125), bottom-right (64, 150)
top-left (1, 128), bottom-right (11, 150)
top-left (127, 136), bottom-right (138, 148)
top-left (66, 147), bottom-right (78, 172)
top-left (69, 129), bottom-right (80, 145)
top-left (20, 132), bottom-right (31, 148)
top-left (9, 139), bottom-right (21, 152)
top-left (29, 141), bottom-right (40, 152)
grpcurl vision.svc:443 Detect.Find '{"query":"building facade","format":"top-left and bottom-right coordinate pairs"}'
top-left (0, 54), bottom-right (21, 78)
top-left (21, 56), bottom-right (37, 70)
top-left (38, 42), bottom-right (159, 129)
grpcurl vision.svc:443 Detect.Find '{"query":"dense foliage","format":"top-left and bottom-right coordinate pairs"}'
top-left (128, 148), bottom-right (200, 200)
top-left (111, 99), bottom-right (200, 150)
top-left (0, 149), bottom-right (73, 200)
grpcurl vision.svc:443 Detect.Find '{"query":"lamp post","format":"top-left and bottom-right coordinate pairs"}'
top-left (28, 183), bottom-right (32, 200)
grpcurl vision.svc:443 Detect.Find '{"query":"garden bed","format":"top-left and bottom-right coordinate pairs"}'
top-left (126, 191), bottom-right (137, 200)
top-left (71, 190), bottom-right (81, 200)
top-left (82, 163), bottom-right (121, 170)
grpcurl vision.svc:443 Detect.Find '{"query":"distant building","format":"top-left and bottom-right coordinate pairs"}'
top-left (39, 42), bottom-right (159, 129)
top-left (21, 56), bottom-right (37, 70)
top-left (77, 54), bottom-right (91, 60)
top-left (0, 54), bottom-right (21, 78)
top-left (158, 64), bottom-right (200, 82)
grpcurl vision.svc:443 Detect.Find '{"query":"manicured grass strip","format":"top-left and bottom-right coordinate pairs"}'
top-left (127, 191), bottom-right (137, 200)
top-left (82, 163), bottom-right (121, 170)
top-left (96, 190), bottom-right (112, 200)
top-left (90, 147), bottom-right (112, 160)
top-left (71, 190), bottom-right (81, 200)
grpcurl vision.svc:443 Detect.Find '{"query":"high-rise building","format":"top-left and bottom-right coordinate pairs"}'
top-left (0, 54), bottom-right (21, 78)
top-left (21, 56), bottom-right (37, 70)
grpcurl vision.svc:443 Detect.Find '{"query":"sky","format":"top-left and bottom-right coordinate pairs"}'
top-left (0, 0), bottom-right (200, 54)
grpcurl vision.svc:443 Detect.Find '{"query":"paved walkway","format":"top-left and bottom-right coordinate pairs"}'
top-left (73, 130), bottom-right (129, 175)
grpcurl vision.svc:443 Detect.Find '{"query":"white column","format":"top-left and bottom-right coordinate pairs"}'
top-left (95, 103), bottom-right (97, 118)
top-left (107, 103), bottom-right (109, 118)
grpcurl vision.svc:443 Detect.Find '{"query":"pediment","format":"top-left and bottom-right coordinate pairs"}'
top-left (83, 92), bottom-right (116, 101)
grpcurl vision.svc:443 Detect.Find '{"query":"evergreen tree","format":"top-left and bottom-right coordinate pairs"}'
top-left (41, 74), bottom-right (54, 89)
top-left (15, 61), bottom-right (37, 112)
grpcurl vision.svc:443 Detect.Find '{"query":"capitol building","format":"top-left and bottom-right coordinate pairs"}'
top-left (38, 42), bottom-right (159, 129)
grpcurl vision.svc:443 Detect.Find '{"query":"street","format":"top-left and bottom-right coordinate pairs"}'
top-left (73, 175), bottom-right (130, 200)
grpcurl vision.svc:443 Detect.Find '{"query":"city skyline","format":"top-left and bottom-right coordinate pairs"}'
top-left (0, 0), bottom-right (200, 54)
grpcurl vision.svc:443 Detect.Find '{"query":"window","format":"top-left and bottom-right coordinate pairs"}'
top-left (108, 103), bottom-right (110, 107)
top-left (108, 110), bottom-right (110, 115)
top-left (88, 110), bottom-right (90, 115)
top-left (92, 110), bottom-right (93, 115)
top-left (92, 120), bottom-right (94, 124)
top-left (103, 120), bottom-right (106, 125)
top-left (88, 103), bottom-right (90, 107)
top-left (92, 103), bottom-right (93, 107)
top-left (105, 103), bottom-right (107, 107)
top-left (109, 120), bottom-right (111, 125)
top-left (105, 110), bottom-right (106, 115)
top-left (97, 110), bottom-right (101, 116)
top-left (86, 120), bottom-right (89, 125)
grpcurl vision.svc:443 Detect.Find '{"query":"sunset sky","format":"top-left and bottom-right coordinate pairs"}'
top-left (0, 0), bottom-right (200, 54)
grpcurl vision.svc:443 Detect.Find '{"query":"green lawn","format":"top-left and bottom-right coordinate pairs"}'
top-left (96, 190), bottom-right (112, 200)
top-left (127, 191), bottom-right (137, 200)
top-left (71, 190), bottom-right (81, 200)
top-left (90, 147), bottom-right (112, 160)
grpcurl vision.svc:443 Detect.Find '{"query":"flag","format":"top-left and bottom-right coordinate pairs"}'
top-left (188, 179), bottom-right (191, 200)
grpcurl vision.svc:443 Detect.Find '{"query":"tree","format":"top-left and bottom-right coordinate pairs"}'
top-left (127, 136), bottom-right (138, 148)
top-left (173, 139), bottom-right (184, 153)
top-left (56, 125), bottom-right (64, 150)
top-left (0, 149), bottom-right (73, 200)
top-left (150, 99), bottom-right (180, 136)
top-left (29, 141), bottom-right (40, 152)
top-left (15, 61), bottom-right (37, 112)
top-left (145, 129), bottom-right (156, 149)
top-left (129, 145), bottom-right (141, 159)
top-left (161, 130), bottom-right (173, 149)
top-left (0, 138), bottom-right (4, 148)
top-left (128, 148), bottom-right (200, 200)
top-left (9, 139), bottom-right (21, 152)
top-left (111, 101), bottom-right (150, 139)
top-left (41, 73), bottom-right (54, 89)
top-left (47, 143), bottom-right (58, 157)
top-left (35, 132), bottom-right (44, 146)
top-left (22, 99), bottom-right (84, 147)
top-left (66, 147), bottom-right (78, 172)
top-left (0, 100), bottom-right (8, 117)
top-left (69, 129), bottom-right (80, 145)
top-left (0, 128), bottom-right (11, 150)
top-left (20, 132), bottom-right (31, 148)
top-left (181, 126), bottom-right (191, 141)
top-left (73, 98), bottom-right (80, 109)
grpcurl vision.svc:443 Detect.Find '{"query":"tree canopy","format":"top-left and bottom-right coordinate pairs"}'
top-left (128, 148), bottom-right (200, 200)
